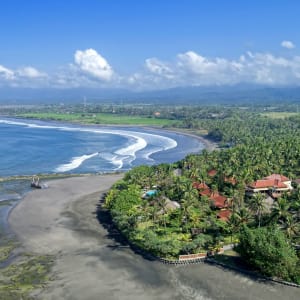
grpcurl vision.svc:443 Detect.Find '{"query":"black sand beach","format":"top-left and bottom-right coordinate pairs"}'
top-left (8, 175), bottom-right (300, 300)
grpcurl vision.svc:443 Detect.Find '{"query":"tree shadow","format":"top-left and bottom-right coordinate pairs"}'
top-left (95, 193), bottom-right (157, 262)
top-left (205, 256), bottom-right (282, 286)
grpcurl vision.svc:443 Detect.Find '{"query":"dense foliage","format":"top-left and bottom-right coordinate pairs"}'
top-left (104, 105), bottom-right (300, 283)
top-left (237, 225), bottom-right (300, 283)
top-left (3, 103), bottom-right (300, 282)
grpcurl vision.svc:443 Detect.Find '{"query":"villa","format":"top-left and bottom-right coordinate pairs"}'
top-left (193, 181), bottom-right (231, 221)
top-left (246, 174), bottom-right (293, 198)
top-left (217, 209), bottom-right (232, 221)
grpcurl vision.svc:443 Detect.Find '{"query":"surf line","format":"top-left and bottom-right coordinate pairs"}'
top-left (54, 152), bottom-right (99, 172)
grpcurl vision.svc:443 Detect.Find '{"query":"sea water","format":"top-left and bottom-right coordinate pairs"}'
top-left (0, 117), bottom-right (204, 232)
top-left (0, 118), bottom-right (203, 176)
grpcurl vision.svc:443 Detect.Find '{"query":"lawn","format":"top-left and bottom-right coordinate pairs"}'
top-left (18, 112), bottom-right (179, 127)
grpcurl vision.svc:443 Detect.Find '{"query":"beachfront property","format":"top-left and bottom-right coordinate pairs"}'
top-left (246, 174), bottom-right (293, 198)
top-left (193, 173), bottom-right (293, 222)
top-left (193, 181), bottom-right (231, 221)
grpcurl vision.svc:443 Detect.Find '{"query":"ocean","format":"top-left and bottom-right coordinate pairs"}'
top-left (0, 117), bottom-right (204, 233)
top-left (0, 118), bottom-right (204, 176)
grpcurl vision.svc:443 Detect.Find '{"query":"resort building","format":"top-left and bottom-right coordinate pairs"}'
top-left (193, 181), bottom-right (232, 221)
top-left (246, 174), bottom-right (293, 198)
top-left (217, 209), bottom-right (232, 221)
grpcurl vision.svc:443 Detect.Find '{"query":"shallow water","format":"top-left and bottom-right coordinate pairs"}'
top-left (0, 179), bottom-right (30, 235)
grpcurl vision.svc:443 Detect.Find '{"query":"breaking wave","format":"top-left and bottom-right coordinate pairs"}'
top-left (0, 118), bottom-right (178, 173)
top-left (54, 152), bottom-right (99, 172)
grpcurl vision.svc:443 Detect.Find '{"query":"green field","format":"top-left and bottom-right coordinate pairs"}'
top-left (18, 112), bottom-right (179, 127)
top-left (260, 112), bottom-right (300, 119)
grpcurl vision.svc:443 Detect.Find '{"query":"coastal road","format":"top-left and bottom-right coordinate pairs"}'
top-left (9, 175), bottom-right (300, 300)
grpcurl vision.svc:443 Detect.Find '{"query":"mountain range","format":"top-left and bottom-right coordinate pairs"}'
top-left (1, 85), bottom-right (300, 105)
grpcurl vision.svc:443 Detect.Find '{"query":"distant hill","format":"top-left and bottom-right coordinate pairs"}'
top-left (1, 85), bottom-right (300, 105)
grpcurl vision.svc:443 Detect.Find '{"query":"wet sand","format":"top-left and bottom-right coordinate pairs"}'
top-left (9, 175), bottom-right (300, 300)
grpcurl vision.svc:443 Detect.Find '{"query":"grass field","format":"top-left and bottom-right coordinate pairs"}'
top-left (18, 112), bottom-right (179, 127)
top-left (261, 112), bottom-right (300, 119)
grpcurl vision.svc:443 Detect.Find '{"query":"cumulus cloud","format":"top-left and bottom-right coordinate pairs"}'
top-left (0, 64), bottom-right (48, 87)
top-left (0, 65), bottom-right (15, 80)
top-left (175, 51), bottom-right (244, 85)
top-left (74, 48), bottom-right (114, 81)
top-left (131, 50), bottom-right (300, 88)
top-left (145, 58), bottom-right (174, 78)
top-left (2, 47), bottom-right (300, 90)
top-left (281, 40), bottom-right (295, 49)
top-left (17, 66), bottom-right (47, 78)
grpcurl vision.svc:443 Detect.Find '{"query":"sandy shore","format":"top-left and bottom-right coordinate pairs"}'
top-left (9, 175), bottom-right (300, 300)
top-left (157, 127), bottom-right (218, 152)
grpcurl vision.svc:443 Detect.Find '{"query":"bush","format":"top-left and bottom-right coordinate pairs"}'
top-left (236, 225), bottom-right (299, 283)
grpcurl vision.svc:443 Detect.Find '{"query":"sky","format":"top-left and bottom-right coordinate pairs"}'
top-left (0, 0), bottom-right (300, 90)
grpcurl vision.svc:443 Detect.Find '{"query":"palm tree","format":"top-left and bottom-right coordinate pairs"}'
top-left (269, 195), bottom-right (291, 225)
top-left (231, 207), bottom-right (252, 230)
top-left (282, 215), bottom-right (300, 240)
top-left (249, 192), bottom-right (266, 227)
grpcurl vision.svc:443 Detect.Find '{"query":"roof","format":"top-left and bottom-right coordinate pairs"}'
top-left (200, 188), bottom-right (211, 196)
top-left (164, 199), bottom-right (181, 210)
top-left (249, 179), bottom-right (287, 189)
top-left (209, 192), bottom-right (228, 208)
top-left (217, 210), bottom-right (232, 221)
top-left (224, 176), bottom-right (237, 185)
top-left (264, 174), bottom-right (290, 182)
top-left (208, 169), bottom-right (217, 177)
top-left (193, 182), bottom-right (209, 190)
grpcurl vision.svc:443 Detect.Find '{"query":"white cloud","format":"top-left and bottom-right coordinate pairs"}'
top-left (145, 58), bottom-right (174, 78)
top-left (176, 51), bottom-right (244, 85)
top-left (0, 64), bottom-right (48, 87)
top-left (0, 65), bottom-right (15, 80)
top-left (281, 40), bottom-right (295, 49)
top-left (3, 47), bottom-right (300, 90)
top-left (130, 50), bottom-right (300, 88)
top-left (17, 66), bottom-right (47, 78)
top-left (74, 49), bottom-right (114, 81)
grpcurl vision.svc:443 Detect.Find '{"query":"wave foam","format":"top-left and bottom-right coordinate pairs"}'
top-left (54, 152), bottom-right (99, 172)
top-left (1, 118), bottom-right (179, 171)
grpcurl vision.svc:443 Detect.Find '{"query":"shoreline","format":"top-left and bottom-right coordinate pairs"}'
top-left (160, 127), bottom-right (218, 151)
top-left (2, 115), bottom-right (218, 151)
top-left (6, 175), bottom-right (300, 299)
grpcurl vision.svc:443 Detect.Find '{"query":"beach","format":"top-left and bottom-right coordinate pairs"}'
top-left (8, 175), bottom-right (300, 300)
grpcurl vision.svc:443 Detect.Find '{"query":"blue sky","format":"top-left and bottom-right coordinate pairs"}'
top-left (0, 0), bottom-right (300, 90)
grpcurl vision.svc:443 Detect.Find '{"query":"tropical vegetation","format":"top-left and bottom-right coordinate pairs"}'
top-left (2, 102), bottom-right (300, 283)
top-left (103, 105), bottom-right (300, 284)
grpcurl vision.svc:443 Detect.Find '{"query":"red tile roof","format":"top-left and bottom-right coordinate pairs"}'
top-left (210, 192), bottom-right (228, 208)
top-left (193, 182), bottom-right (209, 190)
top-left (264, 174), bottom-right (290, 182)
top-left (200, 189), bottom-right (211, 196)
top-left (217, 209), bottom-right (232, 221)
top-left (208, 169), bottom-right (217, 177)
top-left (249, 179), bottom-right (287, 189)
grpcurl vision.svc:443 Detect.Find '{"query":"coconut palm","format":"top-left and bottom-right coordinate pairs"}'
top-left (269, 195), bottom-right (291, 225)
top-left (249, 192), bottom-right (266, 227)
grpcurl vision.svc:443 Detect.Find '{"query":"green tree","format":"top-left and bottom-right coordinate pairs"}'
top-left (237, 225), bottom-right (299, 283)
top-left (249, 193), bottom-right (266, 227)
